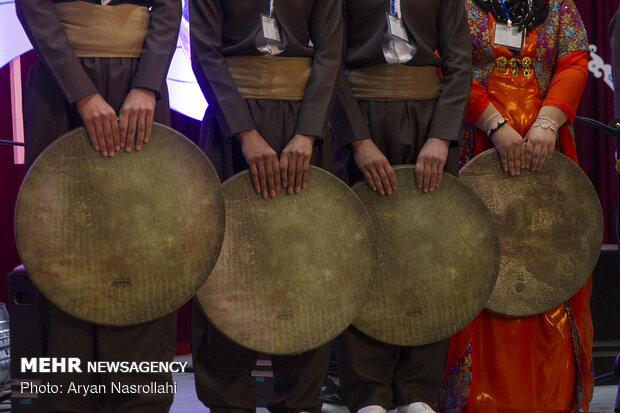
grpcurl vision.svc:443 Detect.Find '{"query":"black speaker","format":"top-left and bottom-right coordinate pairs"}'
top-left (8, 266), bottom-right (43, 412)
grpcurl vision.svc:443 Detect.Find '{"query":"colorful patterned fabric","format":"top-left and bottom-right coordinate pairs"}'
top-left (441, 1), bottom-right (593, 412)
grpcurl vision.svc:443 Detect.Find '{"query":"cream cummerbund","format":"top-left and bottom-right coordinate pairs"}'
top-left (54, 1), bottom-right (149, 58)
top-left (226, 55), bottom-right (312, 101)
top-left (347, 64), bottom-right (441, 101)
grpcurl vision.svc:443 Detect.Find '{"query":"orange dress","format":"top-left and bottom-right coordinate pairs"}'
top-left (440, 1), bottom-right (593, 412)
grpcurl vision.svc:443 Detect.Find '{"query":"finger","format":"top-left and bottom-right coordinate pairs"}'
top-left (434, 164), bottom-right (444, 190)
top-left (265, 155), bottom-right (276, 198)
top-left (119, 114), bottom-right (129, 151)
top-left (249, 162), bottom-right (261, 194)
top-left (377, 163), bottom-right (392, 195)
top-left (539, 145), bottom-right (549, 171)
top-left (111, 115), bottom-right (121, 152)
top-left (135, 112), bottom-right (146, 151)
top-left (272, 156), bottom-right (281, 192)
top-left (422, 161), bottom-right (432, 193)
top-left (104, 115), bottom-right (116, 156)
top-left (84, 120), bottom-right (99, 152)
top-left (415, 162), bottom-right (424, 190)
top-left (386, 164), bottom-right (397, 192)
top-left (301, 155), bottom-right (310, 190)
top-left (257, 159), bottom-right (268, 198)
top-left (428, 162), bottom-right (438, 192)
top-left (97, 119), bottom-right (114, 156)
top-left (524, 140), bottom-right (534, 169)
top-left (361, 169), bottom-right (377, 191)
top-left (126, 111), bottom-right (138, 152)
top-left (280, 156), bottom-right (289, 189)
top-left (102, 117), bottom-right (115, 157)
top-left (531, 144), bottom-right (543, 171)
top-left (287, 153), bottom-right (296, 194)
top-left (93, 119), bottom-right (108, 156)
top-left (369, 166), bottom-right (385, 195)
top-left (513, 145), bottom-right (521, 175)
top-left (507, 147), bottom-right (516, 176)
top-left (294, 154), bottom-right (303, 193)
top-left (520, 141), bottom-right (526, 170)
top-left (144, 111), bottom-right (154, 143)
top-left (545, 140), bottom-right (555, 163)
top-left (500, 151), bottom-right (509, 172)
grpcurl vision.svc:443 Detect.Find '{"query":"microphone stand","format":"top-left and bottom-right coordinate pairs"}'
top-left (0, 140), bottom-right (24, 147)
top-left (575, 115), bottom-right (620, 412)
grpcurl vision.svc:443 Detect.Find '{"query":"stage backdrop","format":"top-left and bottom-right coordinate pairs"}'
top-left (574, 0), bottom-right (619, 245)
top-left (0, 0), bottom-right (619, 352)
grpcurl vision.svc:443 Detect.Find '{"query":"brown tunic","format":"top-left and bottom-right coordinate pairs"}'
top-left (15, 0), bottom-right (181, 411)
top-left (16, 0), bottom-right (181, 167)
top-left (331, 0), bottom-right (472, 410)
top-left (336, 0), bottom-right (473, 146)
top-left (17, 0), bottom-right (178, 105)
top-left (189, 1), bottom-right (342, 412)
top-left (189, 0), bottom-right (342, 140)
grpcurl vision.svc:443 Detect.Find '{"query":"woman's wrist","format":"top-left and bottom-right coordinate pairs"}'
top-left (480, 111), bottom-right (507, 136)
top-left (531, 116), bottom-right (559, 132)
top-left (488, 119), bottom-right (508, 137)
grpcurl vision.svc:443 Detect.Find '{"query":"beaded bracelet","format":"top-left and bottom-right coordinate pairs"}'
top-left (488, 119), bottom-right (508, 137)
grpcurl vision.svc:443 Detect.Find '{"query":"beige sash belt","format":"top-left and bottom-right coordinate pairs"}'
top-left (347, 64), bottom-right (441, 101)
top-left (225, 55), bottom-right (312, 101)
top-left (55, 1), bottom-right (149, 58)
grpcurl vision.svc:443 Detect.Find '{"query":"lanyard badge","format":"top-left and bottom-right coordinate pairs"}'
top-left (261, 15), bottom-right (281, 42)
top-left (261, 0), bottom-right (281, 42)
top-left (388, 13), bottom-right (409, 42)
top-left (493, 23), bottom-right (525, 50)
top-left (388, 0), bottom-right (409, 41)
top-left (383, 0), bottom-right (416, 64)
top-left (257, 0), bottom-right (284, 55)
top-left (492, 0), bottom-right (525, 50)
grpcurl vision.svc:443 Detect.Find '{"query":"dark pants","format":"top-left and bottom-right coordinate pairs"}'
top-left (330, 97), bottom-right (458, 411)
top-left (23, 57), bottom-right (176, 413)
top-left (334, 328), bottom-right (448, 411)
top-left (39, 298), bottom-right (177, 413)
top-left (192, 100), bottom-right (333, 413)
top-left (192, 302), bottom-right (331, 413)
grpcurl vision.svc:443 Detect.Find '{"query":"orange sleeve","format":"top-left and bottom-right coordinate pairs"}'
top-left (464, 79), bottom-right (491, 125)
top-left (542, 50), bottom-right (588, 123)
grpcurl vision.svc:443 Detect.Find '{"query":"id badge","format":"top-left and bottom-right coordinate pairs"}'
top-left (388, 13), bottom-right (409, 42)
top-left (493, 23), bottom-right (525, 50)
top-left (261, 15), bottom-right (281, 42)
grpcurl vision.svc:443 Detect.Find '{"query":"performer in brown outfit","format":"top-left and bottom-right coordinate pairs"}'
top-left (189, 0), bottom-right (342, 412)
top-left (331, 0), bottom-right (472, 412)
top-left (15, 0), bottom-right (181, 410)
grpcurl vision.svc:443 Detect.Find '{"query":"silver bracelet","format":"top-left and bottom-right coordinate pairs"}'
top-left (531, 116), bottom-right (559, 132)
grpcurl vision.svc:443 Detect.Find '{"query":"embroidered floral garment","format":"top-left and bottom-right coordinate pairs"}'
top-left (440, 1), bottom-right (593, 412)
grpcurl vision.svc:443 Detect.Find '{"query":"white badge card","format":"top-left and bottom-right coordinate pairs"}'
top-left (493, 23), bottom-right (525, 50)
top-left (261, 15), bottom-right (281, 42)
top-left (388, 13), bottom-right (409, 42)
